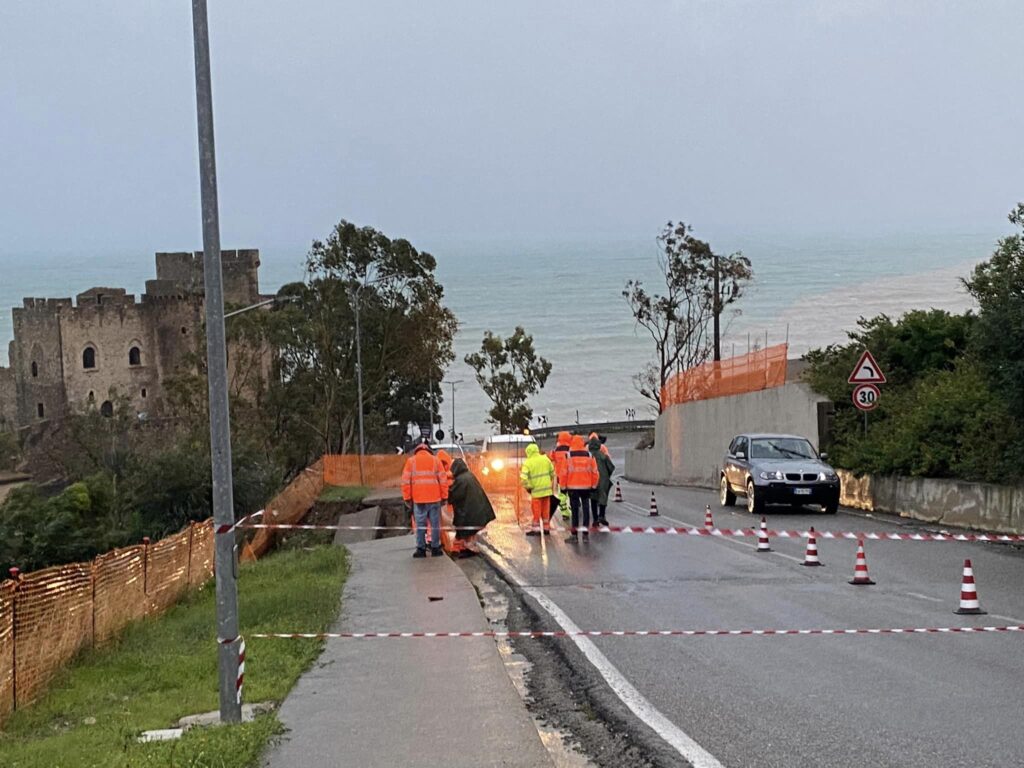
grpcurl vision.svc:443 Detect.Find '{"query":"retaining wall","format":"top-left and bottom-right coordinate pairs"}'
top-left (626, 382), bottom-right (830, 487)
top-left (838, 471), bottom-right (1024, 534)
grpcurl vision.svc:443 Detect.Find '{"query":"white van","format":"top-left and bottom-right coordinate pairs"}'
top-left (480, 434), bottom-right (537, 477)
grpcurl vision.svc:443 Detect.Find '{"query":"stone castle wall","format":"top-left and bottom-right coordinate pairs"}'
top-left (0, 249), bottom-right (263, 431)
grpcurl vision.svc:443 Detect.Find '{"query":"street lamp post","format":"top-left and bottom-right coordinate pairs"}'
top-left (443, 379), bottom-right (464, 441)
top-left (352, 288), bottom-right (365, 485)
top-left (190, 0), bottom-right (241, 723)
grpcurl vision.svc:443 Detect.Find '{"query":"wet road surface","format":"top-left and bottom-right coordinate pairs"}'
top-left (479, 475), bottom-right (1024, 768)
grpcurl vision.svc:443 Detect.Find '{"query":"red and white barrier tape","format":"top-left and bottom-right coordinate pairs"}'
top-left (249, 625), bottom-right (1023, 640)
top-left (232, 521), bottom-right (1024, 543)
top-left (237, 637), bottom-right (245, 705)
top-left (215, 509), bottom-right (265, 535)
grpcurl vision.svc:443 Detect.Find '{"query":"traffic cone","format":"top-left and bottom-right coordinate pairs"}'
top-left (614, 481), bottom-right (623, 503)
top-left (801, 527), bottom-right (823, 566)
top-left (848, 539), bottom-right (875, 585)
top-left (954, 559), bottom-right (986, 615)
top-left (704, 505), bottom-right (714, 530)
top-left (756, 516), bottom-right (771, 552)
top-left (649, 492), bottom-right (659, 517)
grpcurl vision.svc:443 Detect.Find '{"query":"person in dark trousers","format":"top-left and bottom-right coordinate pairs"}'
top-left (588, 435), bottom-right (615, 526)
top-left (561, 434), bottom-right (598, 542)
top-left (447, 458), bottom-right (496, 557)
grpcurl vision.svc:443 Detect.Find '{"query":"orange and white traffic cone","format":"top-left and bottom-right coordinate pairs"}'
top-left (848, 539), bottom-right (875, 585)
top-left (756, 516), bottom-right (771, 552)
top-left (704, 505), bottom-right (714, 530)
top-left (802, 527), bottom-right (823, 566)
top-left (954, 559), bottom-right (986, 615)
top-left (649, 492), bottom-right (659, 517)
top-left (614, 481), bottom-right (623, 503)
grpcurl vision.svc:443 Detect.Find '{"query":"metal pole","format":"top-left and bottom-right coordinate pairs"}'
top-left (191, 0), bottom-right (241, 723)
top-left (354, 291), bottom-right (366, 485)
top-left (712, 251), bottom-right (721, 362)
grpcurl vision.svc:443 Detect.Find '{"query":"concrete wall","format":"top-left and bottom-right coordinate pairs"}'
top-left (838, 470), bottom-right (1024, 535)
top-left (626, 382), bottom-right (830, 487)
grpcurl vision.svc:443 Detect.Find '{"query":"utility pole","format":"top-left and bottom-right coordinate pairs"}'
top-left (191, 0), bottom-right (240, 723)
top-left (443, 379), bottom-right (464, 440)
top-left (352, 288), bottom-right (365, 485)
top-left (712, 251), bottom-right (721, 362)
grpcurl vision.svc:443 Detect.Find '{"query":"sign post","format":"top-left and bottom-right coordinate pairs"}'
top-left (849, 351), bottom-right (886, 435)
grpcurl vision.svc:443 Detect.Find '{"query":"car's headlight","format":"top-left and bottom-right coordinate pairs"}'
top-left (818, 471), bottom-right (837, 482)
top-left (491, 458), bottom-right (505, 471)
top-left (759, 470), bottom-right (785, 480)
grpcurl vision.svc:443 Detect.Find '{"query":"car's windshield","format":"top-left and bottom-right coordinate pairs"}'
top-left (484, 441), bottom-right (535, 458)
top-left (749, 438), bottom-right (817, 460)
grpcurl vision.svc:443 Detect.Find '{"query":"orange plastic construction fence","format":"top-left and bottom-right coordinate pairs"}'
top-left (0, 520), bottom-right (214, 725)
top-left (323, 455), bottom-right (407, 488)
top-left (661, 344), bottom-right (789, 408)
top-left (242, 460), bottom-right (326, 561)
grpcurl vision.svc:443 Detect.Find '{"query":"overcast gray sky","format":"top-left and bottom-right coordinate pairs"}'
top-left (2, 0), bottom-right (1022, 255)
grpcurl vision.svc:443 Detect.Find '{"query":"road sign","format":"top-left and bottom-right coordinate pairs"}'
top-left (852, 383), bottom-right (880, 411)
top-left (848, 350), bottom-right (886, 384)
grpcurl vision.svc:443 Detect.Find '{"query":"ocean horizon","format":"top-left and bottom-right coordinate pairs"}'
top-left (0, 230), bottom-right (1006, 440)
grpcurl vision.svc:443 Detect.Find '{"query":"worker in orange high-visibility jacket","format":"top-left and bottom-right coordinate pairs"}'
top-left (434, 449), bottom-right (455, 550)
top-left (549, 431), bottom-right (573, 522)
top-left (562, 434), bottom-right (598, 543)
top-left (402, 442), bottom-right (449, 558)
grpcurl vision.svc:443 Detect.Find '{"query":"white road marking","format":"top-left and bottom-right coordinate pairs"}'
top-left (480, 540), bottom-right (726, 768)
top-left (905, 592), bottom-right (943, 603)
top-left (991, 613), bottom-right (1024, 624)
top-left (620, 500), bottom-right (806, 564)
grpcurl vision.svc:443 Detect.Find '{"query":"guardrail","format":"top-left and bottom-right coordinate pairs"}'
top-left (529, 420), bottom-right (654, 439)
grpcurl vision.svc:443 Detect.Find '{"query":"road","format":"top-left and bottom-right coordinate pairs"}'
top-left (479, 437), bottom-right (1024, 767)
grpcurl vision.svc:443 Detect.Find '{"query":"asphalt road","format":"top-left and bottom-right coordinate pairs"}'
top-left (480, 444), bottom-right (1024, 767)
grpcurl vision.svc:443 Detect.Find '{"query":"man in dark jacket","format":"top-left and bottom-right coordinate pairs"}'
top-left (447, 458), bottom-right (496, 557)
top-left (588, 436), bottom-right (615, 526)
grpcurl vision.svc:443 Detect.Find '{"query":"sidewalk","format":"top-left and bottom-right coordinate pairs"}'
top-left (263, 535), bottom-right (552, 768)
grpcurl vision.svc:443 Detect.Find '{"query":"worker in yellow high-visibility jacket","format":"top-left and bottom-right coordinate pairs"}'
top-left (520, 443), bottom-right (555, 536)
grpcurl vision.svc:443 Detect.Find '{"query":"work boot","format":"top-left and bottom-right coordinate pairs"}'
top-left (413, 548), bottom-right (427, 558)
top-left (431, 547), bottom-right (444, 557)
top-left (525, 529), bottom-right (540, 537)
top-left (564, 532), bottom-right (577, 543)
top-left (581, 531), bottom-right (590, 542)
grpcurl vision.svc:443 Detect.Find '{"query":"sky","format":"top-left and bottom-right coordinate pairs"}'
top-left (1, 0), bottom-right (1023, 257)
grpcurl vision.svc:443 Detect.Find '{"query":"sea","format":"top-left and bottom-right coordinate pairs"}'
top-left (0, 231), bottom-right (1005, 440)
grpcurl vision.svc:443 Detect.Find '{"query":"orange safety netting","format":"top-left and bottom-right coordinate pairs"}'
top-left (323, 455), bottom-right (406, 488)
top-left (243, 460), bottom-right (326, 561)
top-left (661, 344), bottom-right (789, 407)
top-left (0, 520), bottom-right (216, 724)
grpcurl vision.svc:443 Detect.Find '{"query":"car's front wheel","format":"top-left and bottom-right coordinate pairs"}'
top-left (720, 475), bottom-right (736, 507)
top-left (746, 480), bottom-right (765, 515)
top-left (823, 497), bottom-right (839, 514)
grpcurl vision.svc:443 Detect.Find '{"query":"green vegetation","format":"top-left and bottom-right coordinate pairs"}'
top-left (624, 220), bottom-right (753, 412)
top-left (806, 204), bottom-right (1024, 482)
top-left (0, 545), bottom-right (348, 768)
top-left (465, 326), bottom-right (552, 432)
top-left (318, 484), bottom-right (371, 503)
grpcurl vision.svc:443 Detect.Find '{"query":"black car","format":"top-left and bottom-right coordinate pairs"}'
top-left (720, 433), bottom-right (840, 514)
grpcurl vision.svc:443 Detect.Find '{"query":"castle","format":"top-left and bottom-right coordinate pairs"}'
top-left (0, 250), bottom-right (267, 431)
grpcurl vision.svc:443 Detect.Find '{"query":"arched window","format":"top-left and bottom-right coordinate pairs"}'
top-left (83, 346), bottom-right (96, 369)
top-left (87, 391), bottom-right (95, 404)
top-left (100, 400), bottom-right (113, 418)
top-left (129, 346), bottom-right (141, 366)
top-left (141, 388), bottom-right (147, 399)
top-left (37, 403), bottom-right (45, 418)
top-left (31, 361), bottom-right (38, 378)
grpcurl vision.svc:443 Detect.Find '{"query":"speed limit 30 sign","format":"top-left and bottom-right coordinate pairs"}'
top-left (852, 383), bottom-right (880, 411)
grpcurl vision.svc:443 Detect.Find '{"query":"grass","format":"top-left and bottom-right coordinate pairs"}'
top-left (0, 546), bottom-right (348, 768)
top-left (317, 485), bottom-right (371, 504)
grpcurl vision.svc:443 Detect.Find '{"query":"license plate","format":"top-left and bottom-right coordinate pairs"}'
top-left (794, 488), bottom-right (812, 496)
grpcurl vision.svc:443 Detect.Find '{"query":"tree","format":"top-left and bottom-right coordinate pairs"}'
top-left (624, 221), bottom-right (752, 411)
top-left (465, 327), bottom-right (552, 433)
top-left (964, 203), bottom-right (1024, 422)
top-left (267, 220), bottom-right (458, 460)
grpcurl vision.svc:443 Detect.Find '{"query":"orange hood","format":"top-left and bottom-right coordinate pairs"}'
top-left (557, 431), bottom-right (572, 445)
top-left (437, 449), bottom-right (452, 468)
top-left (569, 435), bottom-right (586, 451)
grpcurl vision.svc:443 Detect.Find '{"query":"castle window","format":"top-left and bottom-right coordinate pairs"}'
top-left (37, 403), bottom-right (44, 418)
top-left (141, 388), bottom-right (147, 399)
top-left (100, 400), bottom-right (114, 418)
top-left (88, 391), bottom-right (95, 404)
top-left (31, 361), bottom-right (38, 378)
top-left (83, 346), bottom-right (97, 369)
top-left (129, 346), bottom-right (141, 366)
top-left (181, 326), bottom-right (188, 335)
